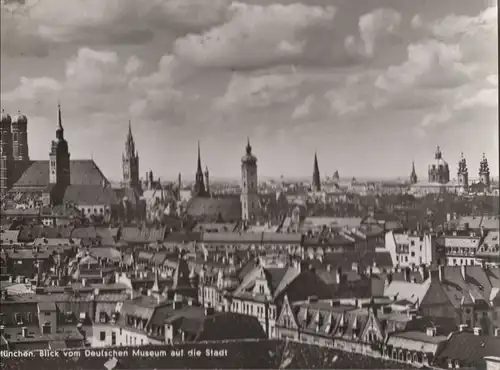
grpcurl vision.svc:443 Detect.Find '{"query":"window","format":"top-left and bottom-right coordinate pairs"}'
top-left (410, 240), bottom-right (415, 246)
top-left (43, 323), bottom-right (51, 334)
top-left (411, 252), bottom-right (415, 257)
top-left (44, 312), bottom-right (51, 316)
top-left (100, 331), bottom-right (106, 341)
top-left (111, 332), bottom-right (116, 346)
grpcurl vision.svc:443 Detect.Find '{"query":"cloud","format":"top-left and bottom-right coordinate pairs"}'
top-left (292, 95), bottom-right (314, 120)
top-left (215, 73), bottom-right (304, 111)
top-left (125, 56), bottom-right (144, 75)
top-left (2, 47), bottom-right (140, 117)
top-left (454, 88), bottom-right (498, 110)
top-left (2, 76), bottom-right (62, 102)
top-left (375, 40), bottom-right (471, 92)
top-left (420, 105), bottom-right (452, 128)
top-left (173, 2), bottom-right (336, 70)
top-left (0, 0), bottom-right (232, 56)
top-left (358, 8), bottom-right (401, 56)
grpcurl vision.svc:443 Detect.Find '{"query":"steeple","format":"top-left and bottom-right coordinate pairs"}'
top-left (194, 141), bottom-right (207, 197)
top-left (410, 161), bottom-right (418, 184)
top-left (246, 137), bottom-right (252, 155)
top-left (204, 165), bottom-right (210, 197)
top-left (435, 146), bottom-right (442, 160)
top-left (312, 152), bottom-right (321, 192)
top-left (122, 120), bottom-right (140, 190)
top-left (458, 153), bottom-right (468, 174)
top-left (479, 153), bottom-right (490, 188)
top-left (56, 103), bottom-right (64, 140)
top-left (457, 153), bottom-right (468, 190)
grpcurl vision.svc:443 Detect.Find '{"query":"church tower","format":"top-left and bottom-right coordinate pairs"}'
top-left (122, 121), bottom-right (140, 190)
top-left (194, 141), bottom-right (208, 197)
top-left (410, 161), bottom-right (418, 184)
top-left (457, 153), bottom-right (468, 190)
top-left (241, 138), bottom-right (258, 222)
top-left (0, 109), bottom-right (13, 194)
top-left (312, 152), bottom-right (321, 192)
top-left (479, 153), bottom-right (490, 189)
top-left (49, 104), bottom-right (70, 187)
top-left (11, 110), bottom-right (29, 162)
top-left (204, 166), bottom-right (210, 197)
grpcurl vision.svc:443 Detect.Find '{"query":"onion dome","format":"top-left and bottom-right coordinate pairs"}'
top-left (12, 110), bottom-right (27, 125)
top-left (433, 146), bottom-right (448, 168)
top-left (241, 138), bottom-right (257, 165)
top-left (0, 109), bottom-right (11, 128)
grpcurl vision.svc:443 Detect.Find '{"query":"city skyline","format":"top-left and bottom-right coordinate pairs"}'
top-left (1, 0), bottom-right (498, 181)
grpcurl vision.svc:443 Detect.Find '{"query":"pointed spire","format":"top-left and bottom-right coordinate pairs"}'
top-left (197, 141), bottom-right (203, 173)
top-left (151, 269), bottom-right (160, 293)
top-left (246, 137), bottom-right (252, 155)
top-left (57, 102), bottom-right (63, 130)
top-left (312, 151), bottom-right (321, 191)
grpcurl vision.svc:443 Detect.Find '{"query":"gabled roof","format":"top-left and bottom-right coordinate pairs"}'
top-left (63, 185), bottom-right (118, 206)
top-left (436, 332), bottom-right (500, 364)
top-left (11, 159), bottom-right (109, 189)
top-left (186, 196), bottom-right (241, 222)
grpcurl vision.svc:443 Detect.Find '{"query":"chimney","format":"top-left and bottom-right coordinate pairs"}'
top-left (386, 272), bottom-right (393, 286)
top-left (404, 267), bottom-right (411, 282)
top-left (326, 264), bottom-right (332, 272)
top-left (459, 324), bottom-right (468, 332)
top-left (438, 265), bottom-right (444, 282)
top-left (473, 327), bottom-right (482, 336)
top-left (81, 278), bottom-right (87, 287)
top-left (205, 307), bottom-right (214, 316)
top-left (22, 327), bottom-right (28, 338)
top-left (336, 267), bottom-right (342, 284)
top-left (426, 327), bottom-right (437, 337)
top-left (0, 325), bottom-right (4, 336)
top-left (494, 328), bottom-right (500, 337)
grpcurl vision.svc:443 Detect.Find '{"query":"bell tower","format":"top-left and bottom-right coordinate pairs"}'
top-left (11, 110), bottom-right (29, 162)
top-left (0, 109), bottom-right (13, 194)
top-left (410, 161), bottom-right (418, 184)
top-left (49, 103), bottom-right (70, 188)
top-left (457, 153), bottom-right (468, 191)
top-left (478, 153), bottom-right (490, 189)
top-left (241, 138), bottom-right (259, 222)
top-left (194, 141), bottom-right (208, 197)
top-left (122, 121), bottom-right (140, 190)
top-left (312, 152), bottom-right (321, 192)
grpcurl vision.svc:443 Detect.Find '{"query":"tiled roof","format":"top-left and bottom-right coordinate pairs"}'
top-left (1, 230), bottom-right (20, 244)
top-left (436, 332), bottom-right (500, 364)
top-left (120, 226), bottom-right (166, 243)
top-left (114, 187), bottom-right (141, 205)
top-left (202, 232), bottom-right (262, 243)
top-left (11, 159), bottom-right (109, 189)
top-left (186, 196), bottom-right (241, 222)
top-left (387, 331), bottom-right (447, 353)
top-left (63, 184), bottom-right (119, 205)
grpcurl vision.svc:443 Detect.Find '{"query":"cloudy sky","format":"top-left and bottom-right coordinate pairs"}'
top-left (1, 0), bottom-right (498, 182)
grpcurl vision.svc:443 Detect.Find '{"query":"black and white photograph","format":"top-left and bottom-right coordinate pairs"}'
top-left (0, 0), bottom-right (499, 369)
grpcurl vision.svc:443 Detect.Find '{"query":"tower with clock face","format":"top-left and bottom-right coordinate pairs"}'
top-left (49, 104), bottom-right (71, 188)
